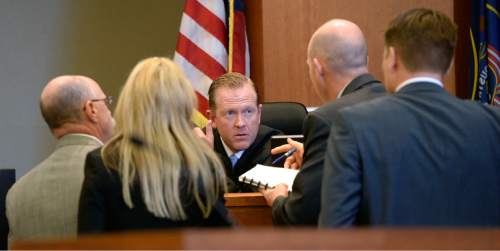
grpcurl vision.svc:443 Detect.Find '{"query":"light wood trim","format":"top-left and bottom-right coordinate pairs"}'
top-left (224, 192), bottom-right (267, 207)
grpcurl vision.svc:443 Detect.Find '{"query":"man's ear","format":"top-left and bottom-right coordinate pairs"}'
top-left (312, 57), bottom-right (328, 101)
top-left (312, 57), bottom-right (324, 78)
top-left (83, 101), bottom-right (98, 123)
top-left (387, 46), bottom-right (398, 71)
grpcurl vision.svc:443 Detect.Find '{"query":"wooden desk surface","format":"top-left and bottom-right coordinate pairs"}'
top-left (12, 228), bottom-right (500, 250)
top-left (224, 192), bottom-right (268, 207)
top-left (224, 192), bottom-right (272, 226)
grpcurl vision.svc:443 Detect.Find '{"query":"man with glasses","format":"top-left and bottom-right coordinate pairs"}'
top-left (6, 75), bottom-right (114, 243)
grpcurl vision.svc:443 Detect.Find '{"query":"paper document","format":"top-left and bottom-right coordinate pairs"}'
top-left (238, 164), bottom-right (299, 191)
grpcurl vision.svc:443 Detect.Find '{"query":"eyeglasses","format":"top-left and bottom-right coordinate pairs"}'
top-left (84, 96), bottom-right (113, 110)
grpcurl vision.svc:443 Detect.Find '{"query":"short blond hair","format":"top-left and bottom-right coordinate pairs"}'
top-left (208, 72), bottom-right (258, 110)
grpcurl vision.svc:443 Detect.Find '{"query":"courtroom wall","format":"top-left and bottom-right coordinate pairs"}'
top-left (0, 0), bottom-right (465, 179)
top-left (0, 0), bottom-right (184, 178)
top-left (246, 0), bottom-right (455, 106)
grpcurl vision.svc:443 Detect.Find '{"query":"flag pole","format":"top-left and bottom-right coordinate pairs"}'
top-left (228, 0), bottom-right (234, 73)
top-left (469, 28), bottom-right (479, 100)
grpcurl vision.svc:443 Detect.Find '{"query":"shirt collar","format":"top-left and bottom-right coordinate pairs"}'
top-left (71, 133), bottom-right (104, 145)
top-left (220, 136), bottom-right (244, 159)
top-left (336, 81), bottom-right (350, 99)
top-left (395, 77), bottom-right (443, 92)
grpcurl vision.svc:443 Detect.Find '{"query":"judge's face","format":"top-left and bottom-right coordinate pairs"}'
top-left (210, 83), bottom-right (261, 153)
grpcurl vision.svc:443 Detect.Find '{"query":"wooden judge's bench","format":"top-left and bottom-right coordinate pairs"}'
top-left (224, 192), bottom-right (273, 226)
top-left (12, 228), bottom-right (500, 249)
top-left (11, 193), bottom-right (500, 249)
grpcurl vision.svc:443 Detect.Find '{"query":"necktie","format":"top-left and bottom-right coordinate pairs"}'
top-left (229, 154), bottom-right (238, 168)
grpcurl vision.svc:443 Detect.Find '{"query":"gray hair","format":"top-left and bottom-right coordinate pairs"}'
top-left (40, 78), bottom-right (92, 129)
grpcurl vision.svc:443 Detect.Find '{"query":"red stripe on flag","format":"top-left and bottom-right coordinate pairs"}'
top-left (232, 11), bottom-right (247, 74)
top-left (176, 34), bottom-right (227, 80)
top-left (184, 0), bottom-right (227, 48)
top-left (488, 45), bottom-right (500, 57)
top-left (196, 91), bottom-right (209, 115)
top-left (488, 45), bottom-right (500, 66)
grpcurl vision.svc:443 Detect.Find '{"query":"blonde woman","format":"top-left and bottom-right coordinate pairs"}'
top-left (78, 57), bottom-right (231, 232)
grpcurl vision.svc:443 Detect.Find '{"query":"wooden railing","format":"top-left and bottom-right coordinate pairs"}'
top-left (13, 192), bottom-right (500, 249)
top-left (12, 228), bottom-right (500, 249)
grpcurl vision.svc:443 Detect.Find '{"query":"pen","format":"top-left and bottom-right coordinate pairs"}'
top-left (271, 147), bottom-right (297, 165)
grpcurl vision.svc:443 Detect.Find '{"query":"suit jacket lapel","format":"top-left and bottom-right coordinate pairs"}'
top-left (342, 73), bottom-right (381, 97)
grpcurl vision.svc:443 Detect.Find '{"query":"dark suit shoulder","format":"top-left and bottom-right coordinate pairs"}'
top-left (87, 147), bottom-right (101, 158)
top-left (84, 148), bottom-right (118, 181)
top-left (271, 81), bottom-right (384, 226)
top-left (299, 82), bottom-right (386, 162)
top-left (312, 82), bottom-right (385, 124)
top-left (462, 99), bottom-right (500, 119)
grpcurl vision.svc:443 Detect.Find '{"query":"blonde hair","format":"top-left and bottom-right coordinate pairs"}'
top-left (102, 57), bottom-right (226, 220)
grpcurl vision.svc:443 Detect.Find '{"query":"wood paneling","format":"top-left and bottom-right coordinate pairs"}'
top-left (246, 0), bottom-right (455, 106)
top-left (454, 0), bottom-right (472, 99)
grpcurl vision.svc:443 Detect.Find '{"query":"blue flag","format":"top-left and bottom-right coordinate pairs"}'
top-left (470, 0), bottom-right (500, 106)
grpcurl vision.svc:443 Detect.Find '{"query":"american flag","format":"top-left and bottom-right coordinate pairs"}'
top-left (174, 0), bottom-right (250, 118)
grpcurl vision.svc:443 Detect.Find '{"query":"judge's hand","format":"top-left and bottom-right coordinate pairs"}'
top-left (262, 183), bottom-right (289, 207)
top-left (193, 120), bottom-right (214, 148)
top-left (271, 138), bottom-right (304, 169)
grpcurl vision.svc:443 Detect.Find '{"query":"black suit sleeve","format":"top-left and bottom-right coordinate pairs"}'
top-left (78, 150), bottom-right (109, 233)
top-left (271, 113), bottom-right (330, 225)
top-left (318, 111), bottom-right (362, 227)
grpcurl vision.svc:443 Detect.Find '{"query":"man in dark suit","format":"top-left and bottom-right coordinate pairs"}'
top-left (319, 8), bottom-right (500, 227)
top-left (262, 19), bottom-right (385, 225)
top-left (206, 73), bottom-right (280, 192)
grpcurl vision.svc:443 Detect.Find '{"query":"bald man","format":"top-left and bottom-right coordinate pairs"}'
top-left (262, 19), bottom-right (385, 225)
top-left (320, 9), bottom-right (500, 227)
top-left (6, 76), bottom-right (114, 242)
